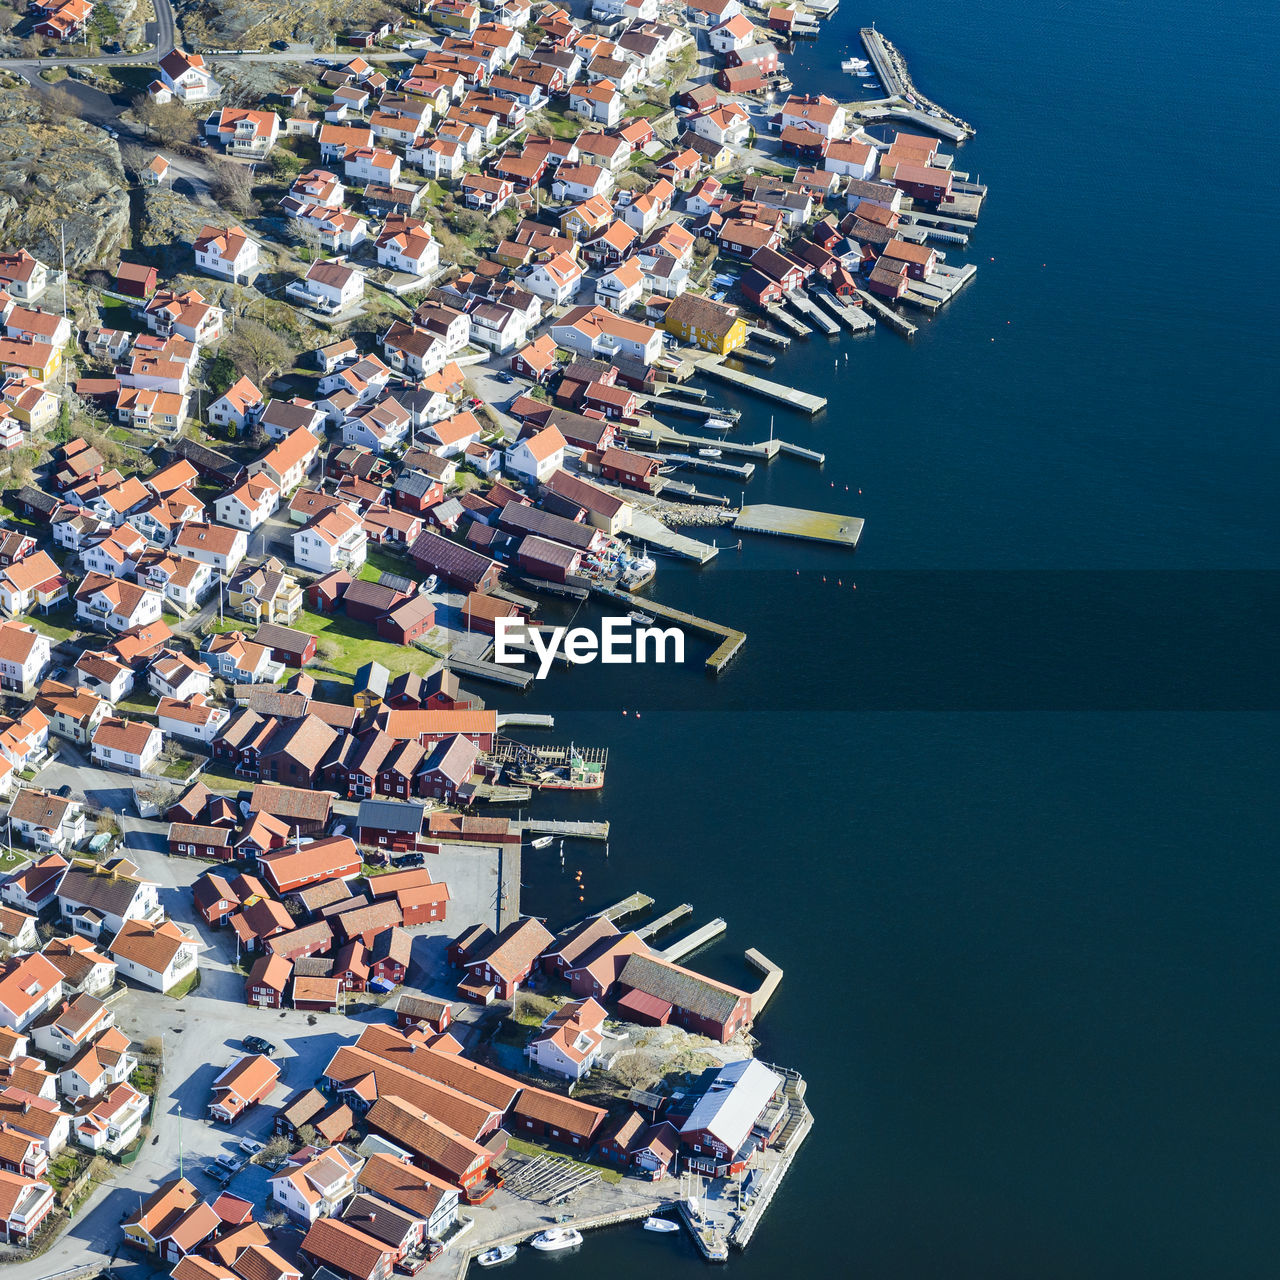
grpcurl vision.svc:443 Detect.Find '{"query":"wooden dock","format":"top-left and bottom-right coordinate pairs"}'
top-left (699, 357), bottom-right (827, 415)
top-left (520, 819), bottom-right (611, 841)
top-left (444, 655), bottom-right (533, 689)
top-left (776, 441), bottom-right (826, 465)
top-left (812, 288), bottom-right (875, 333)
top-left (854, 287), bottom-right (919, 338)
top-left (762, 304), bottom-right (811, 337)
top-left (786, 290), bottom-right (839, 335)
top-left (745, 947), bottom-right (784, 1015)
top-left (748, 326), bottom-right (791, 348)
top-left (622, 421), bottom-right (780, 462)
top-left (734, 502), bottom-right (864, 547)
top-left (601, 892), bottom-right (654, 923)
top-left (660, 918), bottom-right (727, 962)
top-left (592, 583), bottom-right (746, 674)
top-left (636, 903), bottom-right (692, 940)
top-left (731, 345), bottom-right (775, 367)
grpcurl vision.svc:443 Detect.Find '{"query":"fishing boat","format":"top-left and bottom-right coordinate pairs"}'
top-left (628, 610), bottom-right (655, 625)
top-left (841, 57), bottom-right (869, 72)
top-left (477, 1246), bottom-right (518, 1267)
top-left (530, 1228), bottom-right (582, 1252)
top-left (530, 836), bottom-right (554, 849)
top-left (508, 746), bottom-right (608, 792)
top-left (643, 1218), bottom-right (680, 1234)
top-left (698, 447), bottom-right (723, 459)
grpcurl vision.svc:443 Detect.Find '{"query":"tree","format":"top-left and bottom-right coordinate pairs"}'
top-left (261, 1135), bottom-right (290, 1163)
top-left (208, 159), bottom-right (257, 216)
top-left (225, 318), bottom-right (293, 387)
top-left (134, 97), bottom-right (197, 147)
top-left (295, 1123), bottom-right (318, 1147)
top-left (0, 11), bottom-right (18, 35)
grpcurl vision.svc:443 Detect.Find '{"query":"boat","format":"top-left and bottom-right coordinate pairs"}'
top-left (530, 1228), bottom-right (582, 1252)
top-left (698, 448), bottom-right (723, 459)
top-left (841, 57), bottom-right (869, 72)
top-left (477, 1246), bottom-right (518, 1267)
top-left (530, 836), bottom-right (554, 849)
top-left (704, 417), bottom-right (733, 432)
top-left (628, 610), bottom-right (655, 625)
top-left (643, 1218), bottom-right (680, 1233)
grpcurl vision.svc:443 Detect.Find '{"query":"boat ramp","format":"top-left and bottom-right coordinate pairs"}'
top-left (698, 356), bottom-right (827, 415)
top-left (734, 503), bottom-right (864, 548)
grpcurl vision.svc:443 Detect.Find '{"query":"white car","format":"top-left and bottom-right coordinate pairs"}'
top-left (239, 1138), bottom-right (266, 1156)
top-left (213, 1154), bottom-right (241, 1173)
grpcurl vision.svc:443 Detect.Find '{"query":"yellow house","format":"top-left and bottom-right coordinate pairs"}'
top-left (227, 557), bottom-right (304, 626)
top-left (2, 378), bottom-right (58, 429)
top-left (662, 292), bottom-right (748, 355)
top-left (0, 338), bottom-right (59, 380)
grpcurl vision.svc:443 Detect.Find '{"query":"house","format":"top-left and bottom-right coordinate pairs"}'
top-left (258, 838), bottom-right (362, 897)
top-left (376, 215), bottom-right (439, 277)
top-left (523, 252), bottom-right (584, 307)
top-left (158, 48), bottom-right (220, 102)
top-left (207, 107), bottom-right (281, 158)
top-left (0, 621), bottom-right (49, 697)
top-left (0, 854), bottom-right (67, 915)
top-left (71, 1081), bottom-right (148, 1155)
top-left (0, 251), bottom-right (49, 302)
top-left (244, 953), bottom-right (291, 1009)
top-left (288, 261), bottom-right (365, 317)
top-left (90, 717), bottom-right (162, 775)
top-left (193, 225), bottom-right (259, 284)
top-left (201, 631), bottom-right (284, 685)
top-left (594, 257), bottom-right (645, 314)
top-left (40, 936), bottom-right (115, 999)
top-left (7, 788), bottom-right (84, 853)
top-left (301, 1215), bottom-right (395, 1280)
top-left (122, 1175), bottom-right (198, 1252)
top-left (457, 917), bottom-right (553, 1002)
top-left (249, 782), bottom-right (331, 835)
top-left (251, 426), bottom-right (323, 496)
top-left (148, 649), bottom-right (212, 701)
top-left (0, 955), bottom-right (63, 1032)
top-left (408, 532), bottom-right (499, 593)
top-left (107, 918), bottom-right (201, 993)
top-left (356, 1152), bottom-right (459, 1241)
top-left (208, 1054), bottom-right (280, 1123)
top-left (0, 552), bottom-right (68, 617)
top-left (526, 998), bottom-right (607, 1079)
top-left (363, 1096), bottom-right (491, 1191)
top-left (550, 305), bottom-right (663, 364)
top-left (270, 1147), bottom-right (359, 1224)
top-left (74, 574), bottom-right (163, 635)
top-left (595, 446), bottom-right (660, 492)
top-left (0, 1168), bottom-right (55, 1242)
top-left (293, 505), bottom-right (367, 575)
top-left (207, 376), bottom-right (265, 434)
top-left (509, 1085), bottom-right (605, 1151)
top-left (662, 291), bottom-right (747, 355)
top-left (0, 909), bottom-right (37, 954)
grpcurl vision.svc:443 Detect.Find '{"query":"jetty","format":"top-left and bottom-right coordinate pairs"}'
top-left (636, 903), bottom-right (693, 940)
top-left (444, 655), bottom-right (533, 689)
top-left (785, 289), bottom-right (838, 335)
top-left (813, 288), bottom-right (875, 333)
top-left (776, 441), bottom-right (826, 464)
top-left (747, 326), bottom-right (791, 348)
top-left (699, 356), bottom-right (827, 415)
top-left (642, 450), bottom-right (755, 481)
top-left (598, 892), bottom-right (653, 924)
top-left (627, 509), bottom-right (719, 564)
top-left (762, 303), bottom-right (811, 337)
top-left (860, 25), bottom-right (976, 138)
top-left (731, 345), bottom-right (775, 367)
top-left (745, 948), bottom-right (784, 1015)
top-left (494, 713), bottom-right (554, 730)
top-left (519, 819), bottom-right (610, 841)
top-left (620, 420), bottom-right (780, 462)
top-left (735, 503), bottom-right (864, 548)
top-left (592, 582), bottom-right (746, 673)
top-left (854, 287), bottom-right (919, 337)
top-left (659, 917), bottom-right (727, 962)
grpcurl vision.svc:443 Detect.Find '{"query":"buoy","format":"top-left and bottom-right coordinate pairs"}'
top-left (837, 579), bottom-right (842, 586)
top-left (858, 488), bottom-right (862, 494)
top-left (636, 712), bottom-right (641, 718)
top-left (622, 710), bottom-right (627, 716)
top-left (822, 576), bottom-right (826, 583)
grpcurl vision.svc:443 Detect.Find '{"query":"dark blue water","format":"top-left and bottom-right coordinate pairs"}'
top-left (498, 2), bottom-right (1280, 1276)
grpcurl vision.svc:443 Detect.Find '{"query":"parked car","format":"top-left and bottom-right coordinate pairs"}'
top-left (242, 1035), bottom-right (275, 1056)
top-left (392, 852), bottom-right (425, 868)
top-left (239, 1138), bottom-right (266, 1156)
top-left (214, 1154), bottom-right (241, 1173)
top-left (496, 372), bottom-right (514, 384)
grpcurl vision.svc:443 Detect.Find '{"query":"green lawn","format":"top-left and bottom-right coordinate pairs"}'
top-left (358, 543), bottom-right (412, 582)
top-left (116, 690), bottom-right (159, 719)
top-left (303, 609), bottom-right (443, 680)
top-left (165, 970), bottom-right (201, 999)
top-left (0, 847), bottom-right (29, 875)
top-left (29, 606), bottom-right (81, 646)
top-left (504, 1135), bottom-right (622, 1185)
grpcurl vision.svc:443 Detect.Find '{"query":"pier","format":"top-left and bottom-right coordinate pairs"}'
top-left (620, 420), bottom-right (781, 462)
top-left (730, 345), bottom-right (776, 367)
top-left (854, 287), bottom-right (919, 337)
top-left (762, 303), bottom-right (811, 337)
top-left (643, 394), bottom-right (739, 421)
top-left (659, 917), bottom-right (727, 962)
top-left (598, 892), bottom-right (654, 924)
top-left (735, 502), bottom-right (864, 548)
top-left (860, 26), bottom-right (976, 138)
top-left (495, 713), bottom-right (554, 730)
top-left (636, 903), bottom-right (693, 940)
top-left (776, 441), bottom-right (826, 464)
top-left (745, 948), bottom-right (784, 1015)
top-left (592, 582), bottom-right (746, 673)
top-left (444, 655), bottom-right (533, 689)
top-left (699, 356), bottom-right (828, 415)
top-left (648, 451), bottom-right (756, 482)
top-left (747, 326), bottom-right (791, 348)
top-left (785, 289), bottom-right (839, 335)
top-left (812, 288), bottom-right (876, 333)
top-left (519, 819), bottom-right (611, 841)
top-left (627, 509), bottom-right (719, 563)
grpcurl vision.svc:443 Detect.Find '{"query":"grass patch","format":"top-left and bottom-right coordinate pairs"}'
top-left (165, 970), bottom-right (201, 999)
top-left (129, 1063), bottom-right (158, 1096)
top-left (116, 690), bottom-right (159, 718)
top-left (302, 609), bottom-right (441, 681)
top-left (504, 1135), bottom-right (622, 1184)
top-left (358, 543), bottom-right (411, 582)
top-left (28, 605), bottom-right (80, 646)
top-left (0, 846), bottom-right (28, 874)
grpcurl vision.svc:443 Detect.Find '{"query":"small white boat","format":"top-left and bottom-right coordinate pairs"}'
top-left (698, 448), bottom-right (723, 459)
top-left (841, 57), bottom-right (869, 72)
top-left (704, 417), bottom-right (733, 432)
top-left (643, 1217), bottom-right (680, 1233)
top-left (530, 1228), bottom-right (583, 1252)
top-left (628, 610), bottom-right (655, 626)
top-left (477, 1246), bottom-right (518, 1267)
top-left (530, 836), bottom-right (554, 849)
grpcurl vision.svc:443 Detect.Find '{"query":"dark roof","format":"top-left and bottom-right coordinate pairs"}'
top-left (252, 623), bottom-right (317, 656)
top-left (408, 530), bottom-right (497, 587)
top-left (357, 799), bottom-right (427, 835)
top-left (12, 486), bottom-right (59, 516)
top-left (618, 953), bottom-right (746, 1024)
top-left (499, 500), bottom-right (596, 551)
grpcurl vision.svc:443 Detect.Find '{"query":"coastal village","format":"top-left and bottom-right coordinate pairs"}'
top-left (0, 0), bottom-right (983, 1274)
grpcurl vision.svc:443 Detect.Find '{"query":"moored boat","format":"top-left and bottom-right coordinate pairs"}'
top-left (530, 1228), bottom-right (583, 1252)
top-left (643, 1217), bottom-right (679, 1233)
top-left (477, 1245), bottom-right (518, 1267)
top-left (530, 836), bottom-right (554, 849)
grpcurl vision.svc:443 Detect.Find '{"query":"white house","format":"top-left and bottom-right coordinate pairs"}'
top-left (287, 261), bottom-right (365, 316)
top-left (550, 305), bottom-right (663, 364)
top-left (375, 217), bottom-right (439, 277)
top-left (79, 525), bottom-right (149, 580)
top-left (823, 138), bottom-right (880, 181)
top-left (344, 146), bottom-right (401, 187)
top-left (157, 48), bottom-right (220, 102)
top-left (172, 522), bottom-right (248, 580)
top-left (779, 93), bottom-right (847, 139)
top-left (0, 620), bottom-right (50, 697)
top-left (594, 257), bottom-right (645, 314)
top-left (193, 225), bottom-right (259, 284)
top-left (523, 252), bottom-right (584, 307)
top-left (0, 954), bottom-right (63, 1032)
top-left (74, 575), bottom-right (163, 635)
top-left (157, 694), bottom-right (229, 746)
top-left (568, 82), bottom-right (622, 128)
top-left (207, 376), bottom-right (265, 433)
top-left (207, 108), bottom-right (281, 159)
top-left (107, 919), bottom-right (202, 994)
top-left (506, 425), bottom-right (566, 486)
top-left (138, 554), bottom-right (212, 613)
top-left (72, 1082), bottom-right (148, 1155)
top-left (7, 789), bottom-right (83, 854)
top-left (526, 998), bottom-right (607, 1080)
top-left (30, 993), bottom-right (113, 1063)
top-left (269, 1149), bottom-right (359, 1225)
top-left (213, 473), bottom-right (279, 534)
top-left (292, 506), bottom-right (367, 575)
top-left (90, 718), bottom-right (163, 775)
top-left (147, 649), bottom-right (212, 702)
top-left (551, 163), bottom-right (614, 204)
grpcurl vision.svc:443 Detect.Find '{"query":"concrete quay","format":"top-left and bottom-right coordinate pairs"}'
top-left (745, 948), bottom-right (784, 1015)
top-left (627, 509), bottom-right (720, 563)
top-left (698, 357), bottom-right (828, 415)
top-left (592, 582), bottom-right (746, 673)
top-left (734, 503), bottom-right (864, 547)
top-left (786, 289), bottom-right (839, 335)
top-left (659, 917), bottom-right (727, 962)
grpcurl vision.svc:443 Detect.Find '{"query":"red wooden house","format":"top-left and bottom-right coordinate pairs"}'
top-left (597, 446), bottom-right (660, 493)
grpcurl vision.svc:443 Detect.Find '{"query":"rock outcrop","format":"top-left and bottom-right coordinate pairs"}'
top-left (0, 90), bottom-right (130, 272)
